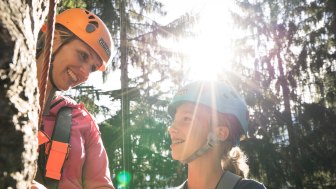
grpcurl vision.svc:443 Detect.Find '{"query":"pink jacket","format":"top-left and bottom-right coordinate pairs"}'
top-left (42, 95), bottom-right (114, 189)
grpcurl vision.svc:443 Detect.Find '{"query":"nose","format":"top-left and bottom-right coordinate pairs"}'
top-left (168, 121), bottom-right (178, 134)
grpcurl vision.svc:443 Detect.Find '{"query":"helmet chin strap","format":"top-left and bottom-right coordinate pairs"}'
top-left (48, 36), bottom-right (75, 92)
top-left (48, 58), bottom-right (60, 91)
top-left (180, 132), bottom-right (218, 164)
top-left (41, 55), bottom-right (59, 119)
top-left (42, 87), bottom-right (57, 117)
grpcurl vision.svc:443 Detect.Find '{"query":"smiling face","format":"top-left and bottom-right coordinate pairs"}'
top-left (168, 102), bottom-right (211, 161)
top-left (51, 37), bottom-right (102, 91)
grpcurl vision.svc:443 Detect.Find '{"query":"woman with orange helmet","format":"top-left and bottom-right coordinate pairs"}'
top-left (32, 8), bottom-right (115, 189)
top-left (167, 80), bottom-right (266, 189)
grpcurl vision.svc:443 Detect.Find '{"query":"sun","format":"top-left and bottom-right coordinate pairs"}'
top-left (180, 0), bottom-right (237, 81)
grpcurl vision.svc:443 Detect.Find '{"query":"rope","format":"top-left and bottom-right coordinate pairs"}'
top-left (38, 0), bottom-right (58, 128)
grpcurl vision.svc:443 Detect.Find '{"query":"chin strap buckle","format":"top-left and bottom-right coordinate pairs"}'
top-left (181, 132), bottom-right (218, 164)
top-left (45, 140), bottom-right (70, 180)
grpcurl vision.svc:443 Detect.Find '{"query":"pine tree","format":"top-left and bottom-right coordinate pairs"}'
top-left (232, 0), bottom-right (336, 187)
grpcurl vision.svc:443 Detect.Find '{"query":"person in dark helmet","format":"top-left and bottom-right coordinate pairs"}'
top-left (168, 80), bottom-right (266, 189)
top-left (32, 8), bottom-right (115, 189)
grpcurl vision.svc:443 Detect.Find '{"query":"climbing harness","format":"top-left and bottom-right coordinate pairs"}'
top-left (37, 104), bottom-right (72, 189)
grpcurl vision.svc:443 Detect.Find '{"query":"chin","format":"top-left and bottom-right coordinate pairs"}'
top-left (57, 84), bottom-right (71, 91)
top-left (171, 153), bottom-right (181, 161)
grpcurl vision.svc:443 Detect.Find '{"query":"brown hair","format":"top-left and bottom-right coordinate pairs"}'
top-left (221, 144), bottom-right (249, 178)
top-left (210, 110), bottom-right (250, 178)
top-left (36, 24), bottom-right (75, 59)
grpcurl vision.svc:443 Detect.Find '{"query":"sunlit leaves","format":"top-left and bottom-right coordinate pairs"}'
top-left (233, 0), bottom-right (336, 187)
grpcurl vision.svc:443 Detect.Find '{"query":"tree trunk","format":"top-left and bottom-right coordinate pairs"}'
top-left (0, 0), bottom-right (48, 188)
top-left (276, 51), bottom-right (303, 188)
top-left (120, 0), bottom-right (132, 187)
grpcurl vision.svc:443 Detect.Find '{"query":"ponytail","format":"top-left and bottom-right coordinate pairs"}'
top-left (210, 109), bottom-right (249, 178)
top-left (221, 144), bottom-right (249, 178)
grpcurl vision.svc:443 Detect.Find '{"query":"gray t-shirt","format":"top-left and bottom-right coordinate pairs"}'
top-left (172, 177), bottom-right (266, 189)
top-left (234, 179), bottom-right (266, 189)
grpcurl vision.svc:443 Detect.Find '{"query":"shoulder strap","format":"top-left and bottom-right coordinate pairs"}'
top-left (216, 171), bottom-right (242, 189)
top-left (38, 107), bottom-right (72, 189)
top-left (50, 107), bottom-right (72, 142)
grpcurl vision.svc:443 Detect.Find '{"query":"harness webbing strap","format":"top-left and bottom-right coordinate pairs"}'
top-left (216, 171), bottom-right (241, 189)
top-left (51, 107), bottom-right (72, 142)
top-left (44, 107), bottom-right (72, 184)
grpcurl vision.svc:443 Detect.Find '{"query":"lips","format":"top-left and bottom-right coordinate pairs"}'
top-left (172, 139), bottom-right (185, 145)
top-left (67, 69), bottom-right (78, 82)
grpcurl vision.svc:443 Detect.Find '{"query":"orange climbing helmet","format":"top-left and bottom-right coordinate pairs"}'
top-left (56, 8), bottom-right (113, 71)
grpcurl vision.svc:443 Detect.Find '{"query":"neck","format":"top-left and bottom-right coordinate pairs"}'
top-left (187, 152), bottom-right (223, 189)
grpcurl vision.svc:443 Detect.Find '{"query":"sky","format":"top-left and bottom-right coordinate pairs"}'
top-left (154, 0), bottom-right (238, 83)
top-left (86, 0), bottom-right (209, 90)
top-left (86, 0), bottom-right (237, 87)
top-left (158, 0), bottom-right (206, 25)
top-left (81, 0), bottom-right (238, 121)
top-left (173, 0), bottom-right (237, 82)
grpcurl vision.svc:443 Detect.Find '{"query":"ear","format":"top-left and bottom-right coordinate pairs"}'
top-left (215, 126), bottom-right (229, 141)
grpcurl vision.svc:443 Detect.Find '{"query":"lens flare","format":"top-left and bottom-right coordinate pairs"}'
top-left (117, 171), bottom-right (131, 187)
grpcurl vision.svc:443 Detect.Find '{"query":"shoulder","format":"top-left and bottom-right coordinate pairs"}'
top-left (49, 95), bottom-right (79, 115)
top-left (50, 95), bottom-right (90, 118)
top-left (50, 95), bottom-right (98, 130)
top-left (235, 178), bottom-right (267, 189)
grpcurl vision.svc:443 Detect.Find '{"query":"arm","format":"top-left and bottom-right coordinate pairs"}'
top-left (82, 114), bottom-right (114, 189)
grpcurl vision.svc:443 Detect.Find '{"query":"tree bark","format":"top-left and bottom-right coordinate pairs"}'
top-left (0, 0), bottom-right (48, 188)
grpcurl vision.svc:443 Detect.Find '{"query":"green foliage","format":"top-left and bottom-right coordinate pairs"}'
top-left (100, 106), bottom-right (187, 188)
top-left (67, 84), bottom-right (188, 188)
top-left (232, 0), bottom-right (336, 188)
top-left (57, 1), bottom-right (195, 187)
top-left (69, 85), bottom-right (110, 117)
top-left (58, 0), bottom-right (87, 11)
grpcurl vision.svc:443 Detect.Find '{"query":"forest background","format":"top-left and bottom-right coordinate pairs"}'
top-left (1, 0), bottom-right (336, 188)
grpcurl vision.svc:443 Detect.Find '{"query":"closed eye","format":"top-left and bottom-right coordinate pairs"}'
top-left (79, 50), bottom-right (89, 63)
top-left (78, 50), bottom-right (99, 72)
top-left (183, 116), bottom-right (192, 122)
top-left (181, 116), bottom-right (192, 123)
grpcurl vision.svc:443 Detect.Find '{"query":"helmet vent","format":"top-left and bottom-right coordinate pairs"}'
top-left (86, 23), bottom-right (98, 33)
top-left (89, 20), bottom-right (98, 28)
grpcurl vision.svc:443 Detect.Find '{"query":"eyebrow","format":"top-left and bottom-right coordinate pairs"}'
top-left (176, 109), bottom-right (195, 115)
